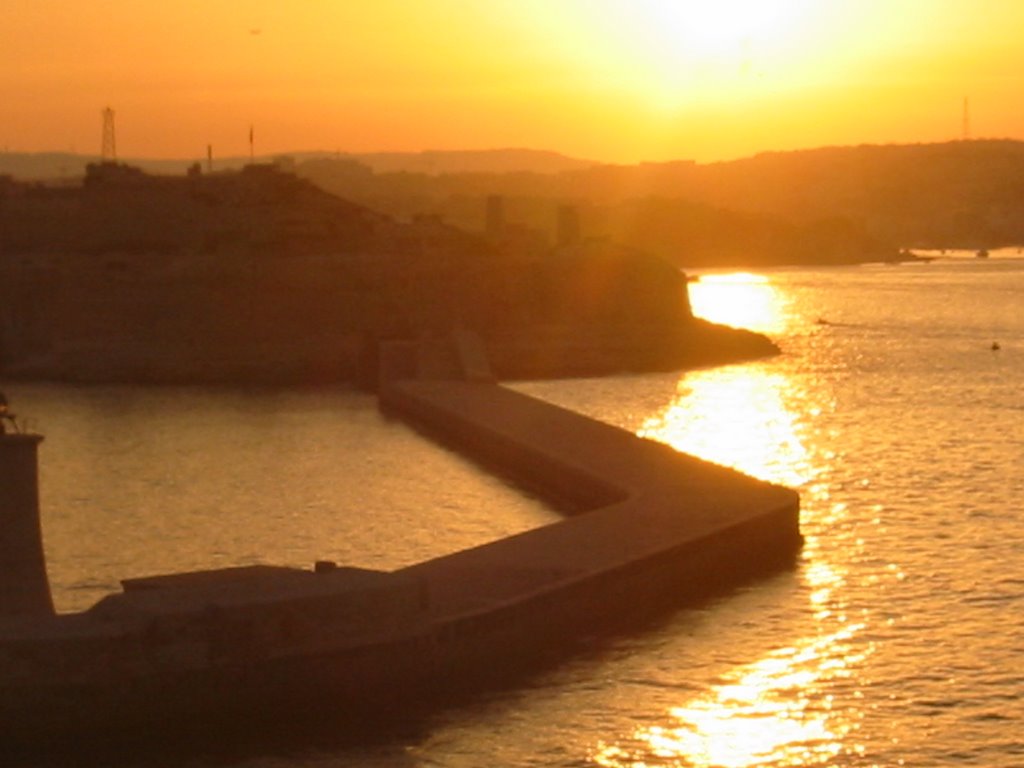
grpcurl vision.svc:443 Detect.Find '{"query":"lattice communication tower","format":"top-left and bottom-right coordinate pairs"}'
top-left (101, 107), bottom-right (117, 161)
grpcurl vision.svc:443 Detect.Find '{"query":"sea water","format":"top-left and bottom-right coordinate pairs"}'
top-left (6, 252), bottom-right (1023, 766)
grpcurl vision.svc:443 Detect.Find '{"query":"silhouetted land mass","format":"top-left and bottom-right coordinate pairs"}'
top-left (291, 139), bottom-right (1024, 264)
top-left (0, 148), bottom-right (595, 182)
top-left (347, 148), bottom-right (597, 176)
top-left (0, 162), bottom-right (773, 385)
top-left (9, 139), bottom-right (1021, 267)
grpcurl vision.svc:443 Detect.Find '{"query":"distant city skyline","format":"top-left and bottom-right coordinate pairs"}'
top-left (3, 0), bottom-right (1023, 164)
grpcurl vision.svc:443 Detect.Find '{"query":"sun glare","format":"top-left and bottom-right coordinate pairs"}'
top-left (636, 0), bottom-right (815, 58)
top-left (547, 0), bottom-right (826, 110)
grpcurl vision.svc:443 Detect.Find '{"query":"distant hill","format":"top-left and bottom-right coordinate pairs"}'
top-left (8, 139), bottom-right (1022, 260)
top-left (0, 152), bottom-right (97, 181)
top-left (0, 151), bottom-right (241, 180)
top-left (290, 139), bottom-right (1024, 260)
top-left (554, 140), bottom-right (1024, 250)
top-left (350, 148), bottom-right (596, 175)
top-left (611, 140), bottom-right (1024, 249)
top-left (0, 148), bottom-right (595, 181)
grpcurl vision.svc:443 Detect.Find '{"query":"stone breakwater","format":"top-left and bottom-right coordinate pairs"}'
top-left (382, 333), bottom-right (802, 651)
top-left (0, 333), bottom-right (799, 756)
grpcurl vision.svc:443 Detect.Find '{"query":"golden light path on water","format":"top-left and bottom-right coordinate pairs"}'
top-left (593, 272), bottom-right (871, 767)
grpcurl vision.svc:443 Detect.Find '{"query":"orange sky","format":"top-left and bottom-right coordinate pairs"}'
top-left (3, 0), bottom-right (1023, 164)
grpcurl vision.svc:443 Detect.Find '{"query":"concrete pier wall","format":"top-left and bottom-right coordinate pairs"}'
top-left (380, 335), bottom-right (802, 650)
top-left (0, 332), bottom-right (802, 752)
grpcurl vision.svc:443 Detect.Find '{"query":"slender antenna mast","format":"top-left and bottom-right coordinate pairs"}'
top-left (962, 96), bottom-right (971, 141)
top-left (101, 107), bottom-right (117, 161)
top-left (249, 124), bottom-right (254, 163)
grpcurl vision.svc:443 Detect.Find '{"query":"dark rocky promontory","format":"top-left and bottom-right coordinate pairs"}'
top-left (0, 163), bottom-right (777, 385)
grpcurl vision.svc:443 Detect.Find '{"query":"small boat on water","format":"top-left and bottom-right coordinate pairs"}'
top-left (976, 249), bottom-right (990, 258)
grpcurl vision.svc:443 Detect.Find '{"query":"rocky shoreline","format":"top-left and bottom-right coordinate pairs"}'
top-left (1, 319), bottom-right (778, 388)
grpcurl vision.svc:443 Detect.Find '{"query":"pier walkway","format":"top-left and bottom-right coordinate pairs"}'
top-left (0, 332), bottom-right (802, 752)
top-left (381, 333), bottom-right (802, 637)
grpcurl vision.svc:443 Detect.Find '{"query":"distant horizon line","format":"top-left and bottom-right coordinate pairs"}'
top-left (2, 136), bottom-right (1021, 171)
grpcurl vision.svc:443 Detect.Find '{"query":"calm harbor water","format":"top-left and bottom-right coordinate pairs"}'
top-left (7, 252), bottom-right (1024, 766)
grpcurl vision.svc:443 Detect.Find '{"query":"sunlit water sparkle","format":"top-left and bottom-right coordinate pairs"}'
top-left (7, 255), bottom-right (1024, 767)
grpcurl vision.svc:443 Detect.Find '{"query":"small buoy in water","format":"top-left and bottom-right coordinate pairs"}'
top-left (991, 341), bottom-right (1001, 351)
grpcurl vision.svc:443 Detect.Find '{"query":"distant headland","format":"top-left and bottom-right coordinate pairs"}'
top-left (0, 161), bottom-right (778, 386)
top-left (9, 139), bottom-right (1021, 264)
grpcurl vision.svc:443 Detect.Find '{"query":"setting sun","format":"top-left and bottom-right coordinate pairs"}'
top-left (637, 0), bottom-right (812, 54)
top-left (573, 0), bottom-right (824, 109)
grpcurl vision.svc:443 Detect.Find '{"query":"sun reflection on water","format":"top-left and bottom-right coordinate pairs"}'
top-left (637, 367), bottom-right (814, 488)
top-left (688, 272), bottom-right (791, 335)
top-left (591, 272), bottom-right (868, 767)
top-left (593, 622), bottom-right (869, 768)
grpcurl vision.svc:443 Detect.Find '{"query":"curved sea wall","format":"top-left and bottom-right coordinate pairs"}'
top-left (3, 164), bottom-right (797, 753)
top-left (0, 332), bottom-right (799, 756)
top-left (380, 333), bottom-right (802, 676)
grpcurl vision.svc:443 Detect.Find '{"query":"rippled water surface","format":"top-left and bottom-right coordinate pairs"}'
top-left (8, 254), bottom-right (1024, 766)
